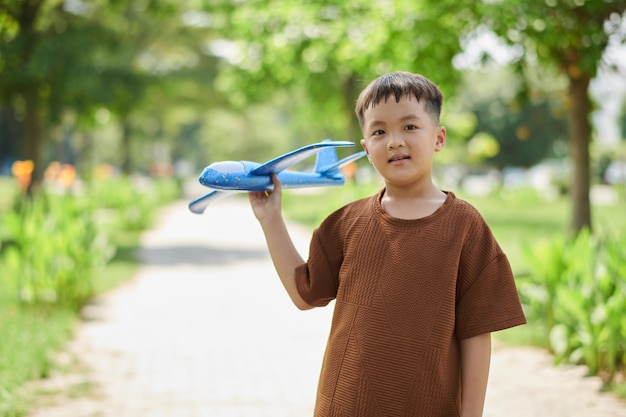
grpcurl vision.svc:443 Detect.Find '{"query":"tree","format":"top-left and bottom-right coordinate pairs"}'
top-left (206, 0), bottom-right (468, 145)
top-left (453, 68), bottom-right (569, 168)
top-left (0, 0), bottom-right (48, 193)
top-left (0, 1), bottom-right (140, 190)
top-left (473, 0), bottom-right (626, 232)
top-left (0, 1), bottom-right (220, 189)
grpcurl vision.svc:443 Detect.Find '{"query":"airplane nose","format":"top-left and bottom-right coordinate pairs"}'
top-left (200, 161), bottom-right (246, 188)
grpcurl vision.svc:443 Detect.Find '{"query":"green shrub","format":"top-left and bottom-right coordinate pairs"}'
top-left (90, 176), bottom-right (180, 231)
top-left (0, 176), bottom-right (179, 417)
top-left (1, 194), bottom-right (114, 310)
top-left (521, 228), bottom-right (626, 383)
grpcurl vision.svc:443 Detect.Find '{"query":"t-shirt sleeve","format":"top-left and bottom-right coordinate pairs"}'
top-left (453, 209), bottom-right (526, 340)
top-left (455, 252), bottom-right (526, 340)
top-left (294, 228), bottom-right (340, 307)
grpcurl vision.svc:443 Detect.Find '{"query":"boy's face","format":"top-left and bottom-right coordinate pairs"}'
top-left (360, 96), bottom-right (446, 189)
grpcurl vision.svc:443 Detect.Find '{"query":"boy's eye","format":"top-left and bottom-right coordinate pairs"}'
top-left (404, 125), bottom-right (418, 130)
top-left (372, 129), bottom-right (385, 136)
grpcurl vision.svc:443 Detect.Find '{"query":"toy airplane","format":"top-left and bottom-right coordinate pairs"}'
top-left (189, 140), bottom-right (366, 214)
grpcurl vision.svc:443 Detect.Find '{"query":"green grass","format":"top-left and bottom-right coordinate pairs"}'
top-left (467, 190), bottom-right (626, 274)
top-left (92, 230), bottom-right (142, 294)
top-left (0, 279), bottom-right (75, 416)
top-left (0, 177), bottom-right (18, 212)
top-left (282, 180), bottom-right (381, 227)
top-left (0, 177), bottom-right (179, 417)
top-left (0, 233), bottom-right (142, 417)
top-left (0, 177), bottom-right (18, 246)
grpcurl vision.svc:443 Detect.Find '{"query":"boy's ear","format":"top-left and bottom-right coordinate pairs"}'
top-left (435, 126), bottom-right (446, 152)
top-left (360, 139), bottom-right (368, 154)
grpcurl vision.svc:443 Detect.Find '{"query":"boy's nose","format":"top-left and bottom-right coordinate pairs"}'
top-left (386, 132), bottom-right (404, 148)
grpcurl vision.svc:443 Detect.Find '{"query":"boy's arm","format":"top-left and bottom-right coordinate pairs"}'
top-left (460, 332), bottom-right (491, 417)
top-left (249, 176), bottom-right (314, 310)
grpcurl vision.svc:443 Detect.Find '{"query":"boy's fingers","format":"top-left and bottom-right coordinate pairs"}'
top-left (271, 174), bottom-right (282, 192)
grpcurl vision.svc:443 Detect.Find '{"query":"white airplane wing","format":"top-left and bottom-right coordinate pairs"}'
top-left (250, 140), bottom-right (354, 176)
top-left (320, 151), bottom-right (367, 174)
top-left (188, 190), bottom-right (238, 214)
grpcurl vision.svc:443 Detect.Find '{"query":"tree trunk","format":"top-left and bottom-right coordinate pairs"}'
top-left (567, 74), bottom-right (592, 233)
top-left (23, 87), bottom-right (42, 195)
top-left (17, 0), bottom-right (45, 195)
top-left (121, 119), bottom-right (133, 175)
top-left (342, 73), bottom-right (360, 141)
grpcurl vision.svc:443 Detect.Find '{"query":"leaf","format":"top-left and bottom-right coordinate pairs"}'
top-left (554, 286), bottom-right (588, 326)
top-left (549, 323), bottom-right (569, 358)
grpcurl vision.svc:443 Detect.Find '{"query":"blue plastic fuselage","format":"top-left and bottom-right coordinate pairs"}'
top-left (198, 161), bottom-right (344, 191)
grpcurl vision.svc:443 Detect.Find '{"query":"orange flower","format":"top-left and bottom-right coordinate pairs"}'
top-left (45, 161), bottom-right (62, 182)
top-left (11, 160), bottom-right (34, 177)
top-left (11, 160), bottom-right (34, 192)
top-left (59, 164), bottom-right (76, 188)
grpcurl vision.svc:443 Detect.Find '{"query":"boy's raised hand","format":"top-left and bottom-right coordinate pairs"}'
top-left (248, 173), bottom-right (312, 310)
top-left (248, 174), bottom-right (283, 223)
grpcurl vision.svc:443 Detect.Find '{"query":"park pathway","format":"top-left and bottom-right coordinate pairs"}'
top-left (27, 186), bottom-right (626, 417)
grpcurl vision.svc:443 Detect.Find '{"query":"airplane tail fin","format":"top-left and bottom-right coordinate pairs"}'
top-left (313, 139), bottom-right (340, 173)
top-left (313, 139), bottom-right (367, 175)
top-left (318, 150), bottom-right (367, 175)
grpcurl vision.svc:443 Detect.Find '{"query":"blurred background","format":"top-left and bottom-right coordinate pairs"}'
top-left (1, 0), bottom-right (625, 212)
top-left (1, 1), bottom-right (626, 415)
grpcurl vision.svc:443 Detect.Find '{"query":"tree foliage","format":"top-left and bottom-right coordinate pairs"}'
top-left (1, 0), bottom-right (624, 232)
top-left (206, 0), bottom-right (469, 141)
top-left (0, 0), bottom-right (218, 187)
top-left (471, 0), bottom-right (626, 231)
top-left (453, 68), bottom-right (569, 168)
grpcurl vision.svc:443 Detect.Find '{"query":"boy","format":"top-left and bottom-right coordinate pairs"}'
top-left (249, 71), bottom-right (526, 417)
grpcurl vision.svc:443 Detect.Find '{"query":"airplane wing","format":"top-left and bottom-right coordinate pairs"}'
top-left (189, 190), bottom-right (238, 214)
top-left (250, 140), bottom-right (354, 176)
top-left (320, 150), bottom-right (367, 174)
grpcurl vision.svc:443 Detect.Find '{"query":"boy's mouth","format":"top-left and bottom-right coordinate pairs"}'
top-left (389, 154), bottom-right (410, 163)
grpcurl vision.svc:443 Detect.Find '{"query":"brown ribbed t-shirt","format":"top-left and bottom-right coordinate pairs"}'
top-left (295, 190), bottom-right (526, 417)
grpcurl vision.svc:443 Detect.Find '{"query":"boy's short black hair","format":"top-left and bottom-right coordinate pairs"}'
top-left (355, 71), bottom-right (444, 128)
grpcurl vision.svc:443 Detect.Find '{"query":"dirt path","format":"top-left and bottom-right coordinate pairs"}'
top-left (26, 193), bottom-right (626, 417)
